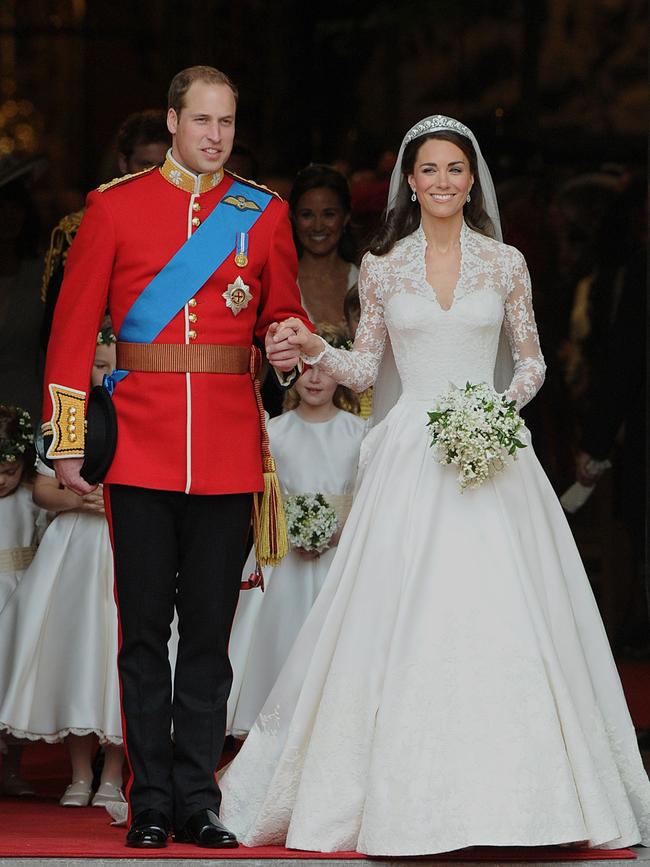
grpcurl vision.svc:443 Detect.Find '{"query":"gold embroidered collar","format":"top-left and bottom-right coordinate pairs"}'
top-left (160, 150), bottom-right (224, 194)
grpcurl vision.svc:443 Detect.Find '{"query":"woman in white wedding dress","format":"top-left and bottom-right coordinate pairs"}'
top-left (220, 116), bottom-right (650, 856)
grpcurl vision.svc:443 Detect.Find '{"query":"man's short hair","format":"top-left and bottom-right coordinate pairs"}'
top-left (168, 66), bottom-right (238, 115)
top-left (117, 109), bottom-right (169, 159)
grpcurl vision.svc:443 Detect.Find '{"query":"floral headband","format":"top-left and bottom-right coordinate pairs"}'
top-left (0, 407), bottom-right (34, 464)
top-left (97, 326), bottom-right (116, 346)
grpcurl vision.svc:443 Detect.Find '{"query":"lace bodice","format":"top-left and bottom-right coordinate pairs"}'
top-left (306, 223), bottom-right (545, 411)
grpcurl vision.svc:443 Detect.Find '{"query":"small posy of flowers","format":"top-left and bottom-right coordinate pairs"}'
top-left (427, 382), bottom-right (526, 492)
top-left (284, 493), bottom-right (338, 553)
top-left (0, 406), bottom-right (34, 464)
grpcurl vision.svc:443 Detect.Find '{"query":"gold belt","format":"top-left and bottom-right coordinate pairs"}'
top-left (0, 545), bottom-right (36, 572)
top-left (116, 342), bottom-right (251, 375)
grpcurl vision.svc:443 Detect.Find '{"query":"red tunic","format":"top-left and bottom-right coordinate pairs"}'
top-left (43, 156), bottom-right (310, 495)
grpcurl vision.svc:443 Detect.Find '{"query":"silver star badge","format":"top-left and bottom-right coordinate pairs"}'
top-left (223, 276), bottom-right (252, 316)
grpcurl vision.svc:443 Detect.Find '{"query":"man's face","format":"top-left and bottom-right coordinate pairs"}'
top-left (119, 140), bottom-right (169, 176)
top-left (167, 81), bottom-right (236, 175)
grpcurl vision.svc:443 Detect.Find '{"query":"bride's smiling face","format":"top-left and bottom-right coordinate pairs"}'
top-left (408, 138), bottom-right (473, 221)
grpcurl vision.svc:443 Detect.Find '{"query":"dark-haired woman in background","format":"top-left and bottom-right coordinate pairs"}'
top-left (222, 117), bottom-right (650, 855)
top-left (289, 164), bottom-right (358, 328)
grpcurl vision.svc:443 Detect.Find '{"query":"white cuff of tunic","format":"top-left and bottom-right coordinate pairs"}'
top-left (275, 361), bottom-right (304, 386)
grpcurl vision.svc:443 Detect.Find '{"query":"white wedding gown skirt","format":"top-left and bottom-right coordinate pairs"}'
top-left (221, 397), bottom-right (650, 855)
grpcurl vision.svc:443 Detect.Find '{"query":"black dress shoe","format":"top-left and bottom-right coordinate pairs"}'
top-left (174, 808), bottom-right (238, 848)
top-left (126, 809), bottom-right (171, 848)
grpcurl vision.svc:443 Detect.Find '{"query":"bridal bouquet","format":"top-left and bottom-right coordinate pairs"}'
top-left (427, 382), bottom-right (526, 492)
top-left (284, 493), bottom-right (338, 553)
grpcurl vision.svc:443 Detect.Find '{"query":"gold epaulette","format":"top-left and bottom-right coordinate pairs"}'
top-left (41, 209), bottom-right (85, 301)
top-left (96, 164), bottom-right (157, 193)
top-left (226, 170), bottom-right (283, 201)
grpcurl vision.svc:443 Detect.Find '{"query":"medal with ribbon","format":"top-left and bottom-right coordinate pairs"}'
top-left (234, 231), bottom-right (249, 267)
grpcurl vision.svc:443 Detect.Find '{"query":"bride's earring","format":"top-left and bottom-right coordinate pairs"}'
top-left (466, 193), bottom-right (471, 203)
top-left (411, 189), bottom-right (417, 202)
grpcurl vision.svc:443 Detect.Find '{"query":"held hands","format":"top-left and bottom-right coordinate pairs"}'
top-left (265, 318), bottom-right (324, 372)
top-left (79, 486), bottom-right (105, 515)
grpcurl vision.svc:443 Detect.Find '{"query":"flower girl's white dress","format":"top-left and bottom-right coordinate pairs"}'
top-left (0, 484), bottom-right (48, 614)
top-left (0, 459), bottom-right (122, 745)
top-left (227, 408), bottom-right (366, 737)
top-left (220, 223), bottom-right (650, 855)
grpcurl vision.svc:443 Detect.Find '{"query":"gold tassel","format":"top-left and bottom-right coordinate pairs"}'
top-left (249, 348), bottom-right (290, 576)
top-left (253, 455), bottom-right (289, 566)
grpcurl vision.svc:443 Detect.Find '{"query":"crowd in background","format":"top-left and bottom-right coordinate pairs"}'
top-left (0, 105), bottom-right (646, 799)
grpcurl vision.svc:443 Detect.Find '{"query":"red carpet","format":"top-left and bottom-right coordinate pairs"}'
top-left (0, 797), bottom-right (637, 861)
top-left (0, 743), bottom-right (638, 861)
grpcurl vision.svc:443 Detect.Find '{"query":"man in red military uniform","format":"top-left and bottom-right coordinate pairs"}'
top-left (43, 66), bottom-right (309, 849)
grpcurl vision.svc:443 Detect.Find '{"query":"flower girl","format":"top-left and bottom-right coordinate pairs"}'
top-left (0, 328), bottom-right (125, 807)
top-left (227, 324), bottom-right (366, 737)
top-left (0, 405), bottom-right (47, 614)
top-left (0, 405), bottom-right (49, 796)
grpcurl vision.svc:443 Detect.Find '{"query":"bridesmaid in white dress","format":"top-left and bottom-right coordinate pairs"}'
top-left (227, 325), bottom-right (366, 737)
top-left (0, 407), bottom-right (48, 615)
top-left (0, 335), bottom-right (125, 808)
top-left (0, 482), bottom-right (46, 614)
top-left (0, 404), bottom-right (48, 611)
top-left (0, 405), bottom-right (48, 796)
top-left (220, 116), bottom-right (650, 855)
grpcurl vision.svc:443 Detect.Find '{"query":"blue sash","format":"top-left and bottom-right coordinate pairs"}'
top-left (106, 180), bottom-right (272, 392)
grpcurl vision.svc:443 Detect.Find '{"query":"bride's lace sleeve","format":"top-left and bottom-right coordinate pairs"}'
top-left (503, 247), bottom-right (546, 410)
top-left (301, 254), bottom-right (387, 392)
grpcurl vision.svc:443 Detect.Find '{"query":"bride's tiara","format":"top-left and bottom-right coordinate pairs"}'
top-left (403, 115), bottom-right (472, 145)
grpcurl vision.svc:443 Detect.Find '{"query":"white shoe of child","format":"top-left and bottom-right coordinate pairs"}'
top-left (91, 780), bottom-right (125, 807)
top-left (59, 780), bottom-right (92, 807)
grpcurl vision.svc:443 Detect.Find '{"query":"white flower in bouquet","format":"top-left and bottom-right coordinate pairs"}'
top-left (284, 493), bottom-right (338, 553)
top-left (426, 382), bottom-right (526, 492)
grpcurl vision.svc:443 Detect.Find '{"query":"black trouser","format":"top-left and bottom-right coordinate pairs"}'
top-left (106, 484), bottom-right (252, 828)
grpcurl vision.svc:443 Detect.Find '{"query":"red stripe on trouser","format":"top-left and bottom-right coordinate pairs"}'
top-left (103, 484), bottom-right (135, 828)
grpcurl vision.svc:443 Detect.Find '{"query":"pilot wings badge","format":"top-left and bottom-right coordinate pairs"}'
top-left (223, 276), bottom-right (253, 316)
top-left (222, 194), bottom-right (261, 212)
